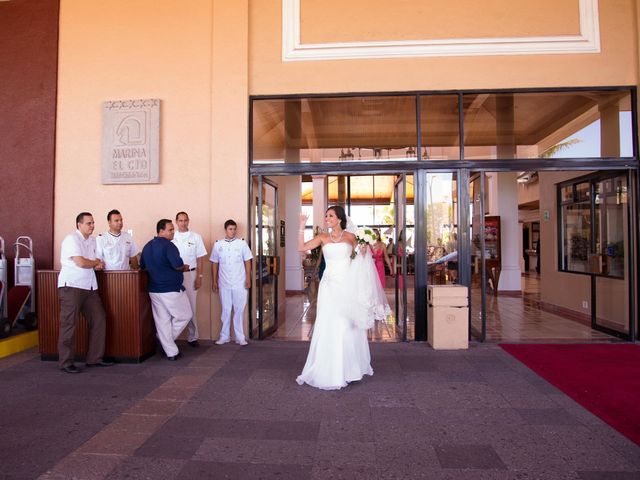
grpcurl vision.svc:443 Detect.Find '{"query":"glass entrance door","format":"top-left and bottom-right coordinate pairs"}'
top-left (469, 172), bottom-right (486, 341)
top-left (255, 177), bottom-right (279, 339)
top-left (425, 172), bottom-right (459, 287)
top-left (593, 174), bottom-right (631, 337)
top-left (394, 174), bottom-right (408, 341)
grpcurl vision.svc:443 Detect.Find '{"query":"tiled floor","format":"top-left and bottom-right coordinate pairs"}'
top-left (275, 274), bottom-right (618, 343)
top-left (470, 274), bottom-right (617, 343)
top-left (2, 342), bottom-right (639, 479)
top-left (273, 293), bottom-right (410, 343)
top-left (274, 275), bottom-right (415, 342)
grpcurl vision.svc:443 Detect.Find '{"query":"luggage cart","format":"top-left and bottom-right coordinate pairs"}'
top-left (0, 237), bottom-right (38, 338)
top-left (0, 237), bottom-right (8, 337)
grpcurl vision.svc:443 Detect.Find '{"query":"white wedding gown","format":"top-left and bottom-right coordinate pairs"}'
top-left (296, 242), bottom-right (374, 390)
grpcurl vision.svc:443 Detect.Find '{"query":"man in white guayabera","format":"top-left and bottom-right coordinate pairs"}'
top-left (96, 209), bottom-right (139, 271)
top-left (172, 211), bottom-right (207, 347)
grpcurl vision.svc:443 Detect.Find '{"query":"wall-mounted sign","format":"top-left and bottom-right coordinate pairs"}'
top-left (280, 220), bottom-right (286, 247)
top-left (102, 98), bottom-right (160, 184)
top-left (543, 210), bottom-right (550, 221)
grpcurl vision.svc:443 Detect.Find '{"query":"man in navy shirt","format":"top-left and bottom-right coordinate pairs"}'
top-left (140, 219), bottom-right (192, 360)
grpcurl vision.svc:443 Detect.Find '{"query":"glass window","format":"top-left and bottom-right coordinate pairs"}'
top-left (463, 91), bottom-right (633, 160)
top-left (301, 205), bottom-right (314, 242)
top-left (595, 176), bottom-right (627, 278)
top-left (374, 205), bottom-right (393, 226)
top-left (350, 205), bottom-right (374, 226)
top-left (420, 95), bottom-right (460, 160)
top-left (252, 96), bottom-right (417, 164)
top-left (252, 89), bottom-right (634, 165)
top-left (558, 173), bottom-right (627, 278)
top-left (326, 175), bottom-right (400, 228)
top-left (576, 182), bottom-right (590, 202)
top-left (561, 185), bottom-right (574, 203)
top-left (561, 202), bottom-right (591, 273)
top-left (425, 172), bottom-right (458, 284)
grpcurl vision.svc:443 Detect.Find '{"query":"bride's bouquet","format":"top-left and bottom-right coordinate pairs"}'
top-left (355, 227), bottom-right (376, 245)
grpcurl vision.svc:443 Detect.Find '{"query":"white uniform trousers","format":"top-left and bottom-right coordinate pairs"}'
top-left (219, 287), bottom-right (247, 343)
top-left (149, 291), bottom-right (192, 357)
top-left (182, 270), bottom-right (200, 342)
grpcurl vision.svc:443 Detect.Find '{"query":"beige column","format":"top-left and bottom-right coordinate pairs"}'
top-left (496, 94), bottom-right (516, 160)
top-left (493, 172), bottom-right (522, 293)
top-left (336, 176), bottom-right (347, 208)
top-left (312, 175), bottom-right (328, 233)
top-left (600, 101), bottom-right (621, 158)
top-left (493, 94), bottom-right (521, 292)
top-left (285, 100), bottom-right (302, 163)
top-left (284, 176), bottom-right (304, 291)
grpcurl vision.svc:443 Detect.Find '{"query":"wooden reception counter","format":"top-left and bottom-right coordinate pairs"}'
top-left (37, 270), bottom-right (157, 362)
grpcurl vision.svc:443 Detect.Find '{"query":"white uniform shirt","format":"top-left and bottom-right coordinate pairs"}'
top-left (210, 238), bottom-right (253, 289)
top-left (96, 231), bottom-right (138, 270)
top-left (58, 230), bottom-right (98, 290)
top-left (172, 230), bottom-right (207, 269)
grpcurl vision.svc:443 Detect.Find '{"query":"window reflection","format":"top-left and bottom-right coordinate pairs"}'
top-left (252, 96), bottom-right (417, 163)
top-left (559, 173), bottom-right (627, 278)
top-left (420, 95), bottom-right (460, 160)
top-left (463, 91), bottom-right (633, 160)
top-left (252, 90), bottom-right (633, 164)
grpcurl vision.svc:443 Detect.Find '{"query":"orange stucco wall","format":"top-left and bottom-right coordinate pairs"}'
top-left (55, 0), bottom-right (249, 340)
top-left (250, 0), bottom-right (637, 94)
top-left (300, 0), bottom-right (581, 43)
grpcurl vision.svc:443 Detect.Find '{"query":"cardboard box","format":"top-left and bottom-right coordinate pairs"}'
top-left (427, 285), bottom-right (468, 307)
top-left (428, 305), bottom-right (469, 350)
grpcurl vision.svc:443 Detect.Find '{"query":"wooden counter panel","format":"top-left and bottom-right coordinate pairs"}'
top-left (37, 270), bottom-right (156, 362)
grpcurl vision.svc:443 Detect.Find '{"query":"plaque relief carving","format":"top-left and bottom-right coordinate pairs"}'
top-left (102, 98), bottom-right (160, 184)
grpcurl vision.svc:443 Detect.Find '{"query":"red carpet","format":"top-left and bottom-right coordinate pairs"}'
top-left (500, 343), bottom-right (640, 445)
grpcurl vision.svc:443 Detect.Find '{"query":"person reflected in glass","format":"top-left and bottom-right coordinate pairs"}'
top-left (296, 206), bottom-right (373, 390)
top-left (445, 232), bottom-right (458, 284)
top-left (386, 236), bottom-right (395, 276)
top-left (396, 230), bottom-right (405, 290)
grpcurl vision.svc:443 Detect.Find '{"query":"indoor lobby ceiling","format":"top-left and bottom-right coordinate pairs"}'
top-left (252, 91), bottom-right (631, 158)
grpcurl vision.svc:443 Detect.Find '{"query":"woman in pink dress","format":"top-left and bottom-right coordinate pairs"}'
top-left (371, 229), bottom-right (393, 288)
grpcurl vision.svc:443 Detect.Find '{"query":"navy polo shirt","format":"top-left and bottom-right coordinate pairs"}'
top-left (140, 237), bottom-right (185, 293)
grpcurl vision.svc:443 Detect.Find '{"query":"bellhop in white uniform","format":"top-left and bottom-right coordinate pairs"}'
top-left (172, 229), bottom-right (207, 343)
top-left (96, 231), bottom-right (138, 270)
top-left (210, 236), bottom-right (252, 344)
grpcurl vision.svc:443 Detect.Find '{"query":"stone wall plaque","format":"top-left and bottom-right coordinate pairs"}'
top-left (102, 98), bottom-right (160, 184)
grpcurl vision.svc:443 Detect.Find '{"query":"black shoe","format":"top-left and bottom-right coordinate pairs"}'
top-left (167, 352), bottom-right (182, 361)
top-left (187, 340), bottom-right (200, 348)
top-left (60, 365), bottom-right (81, 374)
top-left (86, 360), bottom-right (114, 367)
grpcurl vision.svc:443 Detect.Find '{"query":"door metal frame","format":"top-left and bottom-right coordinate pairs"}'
top-left (255, 176), bottom-right (279, 340)
top-left (394, 173), bottom-right (408, 341)
top-left (458, 169), bottom-right (472, 342)
top-left (414, 170), bottom-right (427, 341)
top-left (479, 172), bottom-right (487, 342)
top-left (589, 171), bottom-right (635, 340)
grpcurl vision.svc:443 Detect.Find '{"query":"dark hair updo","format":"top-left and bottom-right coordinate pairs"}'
top-left (327, 205), bottom-right (347, 230)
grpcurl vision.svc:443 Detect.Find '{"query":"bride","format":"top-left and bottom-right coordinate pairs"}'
top-left (296, 206), bottom-right (374, 390)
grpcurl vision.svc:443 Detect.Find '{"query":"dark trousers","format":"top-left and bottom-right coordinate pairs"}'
top-left (58, 287), bottom-right (106, 368)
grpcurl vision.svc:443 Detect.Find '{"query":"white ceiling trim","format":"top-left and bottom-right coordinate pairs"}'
top-left (282, 0), bottom-right (600, 62)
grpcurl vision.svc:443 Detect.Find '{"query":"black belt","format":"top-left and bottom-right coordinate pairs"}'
top-left (189, 268), bottom-right (196, 271)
